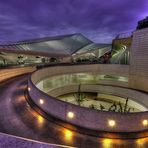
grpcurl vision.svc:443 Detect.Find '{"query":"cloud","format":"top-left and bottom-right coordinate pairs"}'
top-left (0, 0), bottom-right (147, 43)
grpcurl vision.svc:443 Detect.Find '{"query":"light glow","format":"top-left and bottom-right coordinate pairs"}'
top-left (136, 137), bottom-right (148, 147)
top-left (102, 138), bottom-right (113, 148)
top-left (37, 115), bottom-right (44, 124)
top-left (31, 110), bottom-right (44, 127)
top-left (63, 129), bottom-right (73, 142)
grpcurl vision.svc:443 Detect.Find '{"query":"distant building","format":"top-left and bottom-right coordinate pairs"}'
top-left (0, 33), bottom-right (112, 66)
top-left (0, 33), bottom-right (92, 65)
top-left (137, 16), bottom-right (148, 30)
top-left (111, 16), bottom-right (148, 65)
top-left (111, 32), bottom-right (132, 64)
top-left (112, 32), bottom-right (133, 48)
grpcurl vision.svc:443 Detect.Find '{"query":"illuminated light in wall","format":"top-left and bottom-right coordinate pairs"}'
top-left (28, 87), bottom-right (31, 91)
top-left (142, 120), bottom-right (148, 126)
top-left (67, 111), bottom-right (75, 119)
top-left (108, 120), bottom-right (116, 127)
top-left (39, 99), bottom-right (44, 105)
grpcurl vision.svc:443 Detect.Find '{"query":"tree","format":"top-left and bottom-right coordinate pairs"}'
top-left (73, 84), bottom-right (86, 106)
top-left (89, 104), bottom-right (98, 109)
top-left (108, 102), bottom-right (117, 112)
top-left (100, 104), bottom-right (105, 111)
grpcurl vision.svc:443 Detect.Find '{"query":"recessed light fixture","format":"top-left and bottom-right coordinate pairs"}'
top-left (142, 120), bottom-right (148, 126)
top-left (28, 87), bottom-right (31, 91)
top-left (108, 120), bottom-right (116, 127)
top-left (39, 99), bottom-right (44, 105)
top-left (67, 111), bottom-right (75, 119)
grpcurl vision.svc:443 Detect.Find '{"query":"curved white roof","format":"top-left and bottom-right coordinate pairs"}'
top-left (0, 33), bottom-right (93, 57)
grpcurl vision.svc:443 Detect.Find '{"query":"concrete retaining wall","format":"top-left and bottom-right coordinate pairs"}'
top-left (28, 79), bottom-right (148, 133)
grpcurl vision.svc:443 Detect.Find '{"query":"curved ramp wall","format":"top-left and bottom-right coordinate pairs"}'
top-left (28, 64), bottom-right (148, 135)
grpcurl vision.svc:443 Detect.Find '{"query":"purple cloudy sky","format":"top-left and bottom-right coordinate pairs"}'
top-left (0, 0), bottom-right (147, 44)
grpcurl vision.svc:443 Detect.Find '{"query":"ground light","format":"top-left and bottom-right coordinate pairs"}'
top-left (37, 115), bottom-right (44, 124)
top-left (136, 137), bottom-right (148, 147)
top-left (31, 110), bottom-right (44, 128)
top-left (102, 138), bottom-right (113, 148)
top-left (63, 129), bottom-right (73, 143)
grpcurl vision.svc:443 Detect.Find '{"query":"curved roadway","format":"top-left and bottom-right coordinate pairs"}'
top-left (0, 74), bottom-right (148, 148)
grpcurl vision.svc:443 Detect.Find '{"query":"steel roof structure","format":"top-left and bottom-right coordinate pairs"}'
top-left (73, 43), bottom-right (111, 58)
top-left (0, 33), bottom-right (93, 57)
